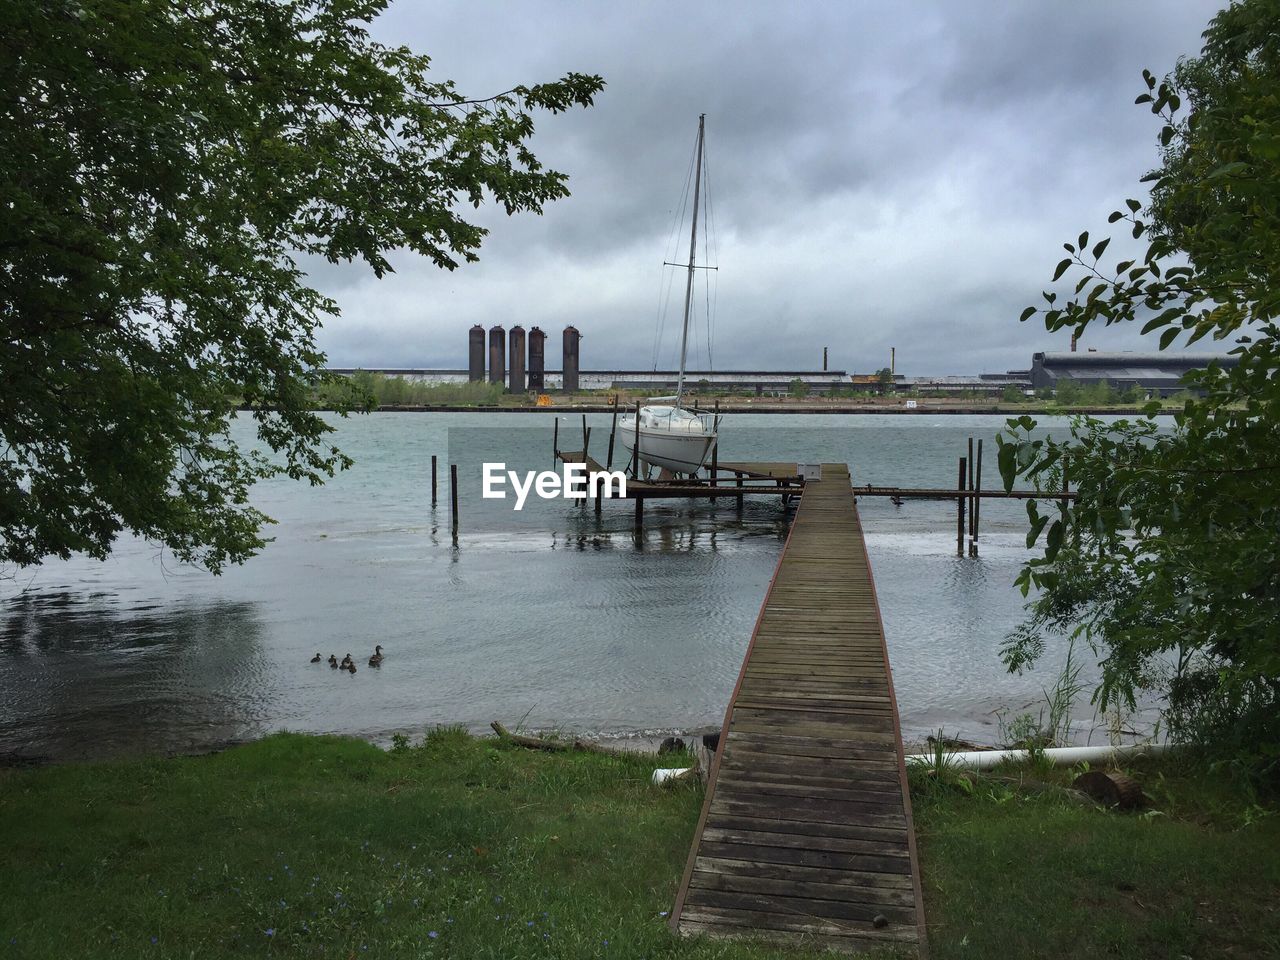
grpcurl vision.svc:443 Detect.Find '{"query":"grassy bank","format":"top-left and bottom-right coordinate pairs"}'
top-left (1, 733), bottom-right (1277, 958)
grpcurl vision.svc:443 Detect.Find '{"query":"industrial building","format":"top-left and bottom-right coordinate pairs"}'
top-left (333, 330), bottom-right (1236, 399)
top-left (325, 366), bottom-right (846, 395)
top-left (1029, 351), bottom-right (1237, 396)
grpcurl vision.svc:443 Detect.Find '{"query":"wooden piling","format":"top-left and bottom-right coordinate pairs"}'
top-left (973, 439), bottom-right (983, 555)
top-left (634, 494), bottom-right (643, 529)
top-left (431, 454), bottom-right (438, 508)
top-left (632, 402), bottom-right (641, 479)
top-left (957, 456), bottom-right (967, 556)
top-left (967, 437), bottom-right (976, 544)
top-left (450, 463), bottom-right (459, 535)
top-left (710, 444), bottom-right (718, 503)
top-left (736, 474), bottom-right (744, 512)
top-left (582, 415), bottom-right (589, 459)
top-left (552, 418), bottom-right (559, 468)
top-left (606, 403), bottom-right (618, 470)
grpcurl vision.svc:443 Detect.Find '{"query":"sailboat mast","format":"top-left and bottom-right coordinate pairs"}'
top-left (675, 114), bottom-right (705, 405)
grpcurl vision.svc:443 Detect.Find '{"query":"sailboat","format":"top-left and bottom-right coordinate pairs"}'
top-left (619, 115), bottom-right (719, 477)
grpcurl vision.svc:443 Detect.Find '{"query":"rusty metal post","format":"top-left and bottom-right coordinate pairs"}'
top-left (450, 463), bottom-right (459, 535)
top-left (431, 454), bottom-right (438, 508)
top-left (956, 456), bottom-right (966, 556)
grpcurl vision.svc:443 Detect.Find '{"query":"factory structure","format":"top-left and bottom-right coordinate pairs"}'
top-left (330, 324), bottom-right (846, 395)
top-left (326, 326), bottom-right (1236, 398)
top-left (1027, 351), bottom-right (1238, 396)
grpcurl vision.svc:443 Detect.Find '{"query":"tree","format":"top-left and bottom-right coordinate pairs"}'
top-left (0, 0), bottom-right (602, 570)
top-left (875, 367), bottom-right (894, 394)
top-left (1001, 0), bottom-right (1279, 766)
top-left (789, 378), bottom-right (810, 398)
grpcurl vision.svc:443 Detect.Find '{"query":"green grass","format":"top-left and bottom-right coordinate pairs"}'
top-left (909, 752), bottom-right (1280, 959)
top-left (1, 733), bottom-right (1277, 958)
top-left (0, 730), bottom-right (797, 959)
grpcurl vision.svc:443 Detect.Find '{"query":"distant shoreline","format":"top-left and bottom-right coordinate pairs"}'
top-left (333, 403), bottom-right (1176, 416)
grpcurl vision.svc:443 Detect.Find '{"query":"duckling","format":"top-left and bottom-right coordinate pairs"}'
top-left (340, 653), bottom-right (353, 668)
top-left (328, 654), bottom-right (339, 669)
top-left (345, 661), bottom-right (357, 674)
top-left (310, 653), bottom-right (322, 663)
top-left (368, 645), bottom-right (384, 668)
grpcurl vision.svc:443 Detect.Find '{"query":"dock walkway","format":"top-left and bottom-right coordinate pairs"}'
top-left (669, 463), bottom-right (926, 954)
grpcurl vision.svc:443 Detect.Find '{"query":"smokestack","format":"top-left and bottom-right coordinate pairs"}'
top-left (508, 325), bottom-right (526, 393)
top-left (1071, 334), bottom-right (1078, 352)
top-left (891, 346), bottom-right (895, 375)
top-left (562, 326), bottom-right (580, 393)
top-left (468, 324), bottom-right (485, 382)
top-left (528, 326), bottom-right (546, 390)
top-left (823, 346), bottom-right (828, 372)
top-left (488, 325), bottom-right (505, 386)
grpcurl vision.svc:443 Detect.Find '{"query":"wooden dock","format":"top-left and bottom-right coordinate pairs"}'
top-left (670, 463), bottom-right (927, 954)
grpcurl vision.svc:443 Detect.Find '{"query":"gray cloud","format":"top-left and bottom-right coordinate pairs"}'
top-left (310, 0), bottom-right (1224, 374)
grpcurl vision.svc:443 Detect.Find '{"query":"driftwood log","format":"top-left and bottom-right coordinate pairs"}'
top-left (489, 722), bottom-right (630, 757)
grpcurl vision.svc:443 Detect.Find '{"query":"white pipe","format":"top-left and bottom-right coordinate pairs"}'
top-left (905, 741), bottom-right (1173, 771)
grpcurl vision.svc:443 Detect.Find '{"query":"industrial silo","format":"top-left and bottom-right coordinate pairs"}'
top-left (528, 327), bottom-right (546, 390)
top-left (468, 324), bottom-right (486, 382)
top-left (562, 325), bottom-right (581, 393)
top-left (488, 325), bottom-right (505, 385)
top-left (508, 325), bottom-right (526, 393)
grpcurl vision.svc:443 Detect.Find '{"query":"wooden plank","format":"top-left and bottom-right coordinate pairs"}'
top-left (700, 826), bottom-right (908, 858)
top-left (680, 907), bottom-right (917, 942)
top-left (691, 855), bottom-right (914, 890)
top-left (689, 873), bottom-right (918, 922)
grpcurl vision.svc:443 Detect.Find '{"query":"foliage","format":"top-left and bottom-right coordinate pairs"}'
top-left (875, 366), bottom-right (894, 392)
top-left (1001, 384), bottom-right (1025, 403)
top-left (1003, 0), bottom-right (1280, 769)
top-left (0, 0), bottom-right (602, 571)
top-left (315, 372), bottom-right (506, 408)
top-left (788, 377), bottom-right (810, 398)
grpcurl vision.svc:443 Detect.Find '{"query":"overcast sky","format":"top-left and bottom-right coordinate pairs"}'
top-left (311, 0), bottom-right (1224, 376)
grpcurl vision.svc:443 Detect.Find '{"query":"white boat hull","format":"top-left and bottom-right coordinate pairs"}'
top-left (619, 408), bottom-right (717, 474)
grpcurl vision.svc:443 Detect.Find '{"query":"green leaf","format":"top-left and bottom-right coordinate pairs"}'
top-left (1158, 327), bottom-right (1180, 350)
top-left (1091, 237), bottom-right (1111, 260)
top-left (1052, 258), bottom-right (1072, 281)
top-left (1019, 306), bottom-right (1037, 322)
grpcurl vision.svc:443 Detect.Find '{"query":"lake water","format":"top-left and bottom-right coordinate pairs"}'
top-left (0, 413), bottom-right (1124, 762)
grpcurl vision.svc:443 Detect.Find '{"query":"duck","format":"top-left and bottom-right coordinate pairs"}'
top-left (340, 653), bottom-right (353, 668)
top-left (328, 655), bottom-right (339, 669)
top-left (346, 661), bottom-right (357, 674)
top-left (310, 653), bottom-right (322, 663)
top-left (368, 645), bottom-right (384, 668)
